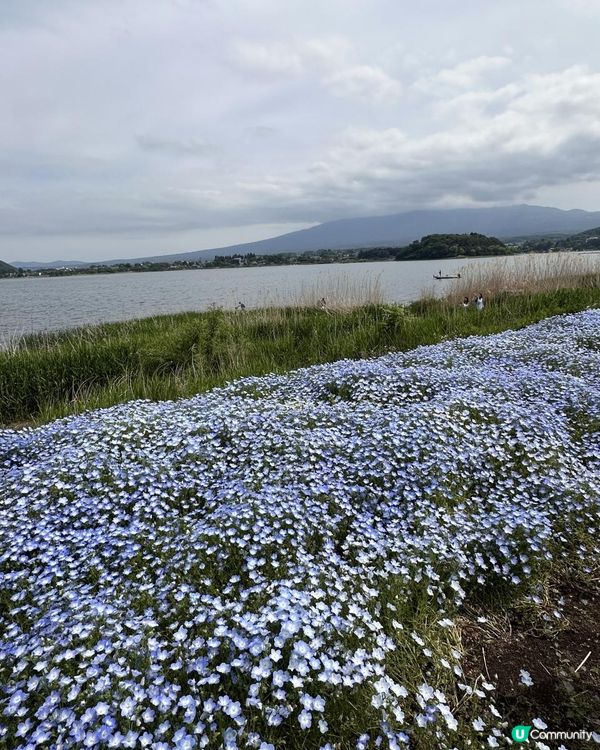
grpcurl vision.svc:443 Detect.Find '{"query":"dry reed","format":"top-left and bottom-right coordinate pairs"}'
top-left (288, 274), bottom-right (384, 310)
top-left (448, 252), bottom-right (600, 301)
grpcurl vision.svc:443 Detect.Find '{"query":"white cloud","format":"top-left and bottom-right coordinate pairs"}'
top-left (416, 55), bottom-right (512, 93)
top-left (136, 135), bottom-right (209, 157)
top-left (230, 37), bottom-right (401, 101)
top-left (555, 0), bottom-right (600, 12)
top-left (325, 65), bottom-right (402, 100)
top-left (231, 40), bottom-right (307, 76)
top-left (221, 66), bottom-right (600, 220)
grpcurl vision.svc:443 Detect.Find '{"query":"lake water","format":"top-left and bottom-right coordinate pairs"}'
top-left (1, 252), bottom-right (597, 342)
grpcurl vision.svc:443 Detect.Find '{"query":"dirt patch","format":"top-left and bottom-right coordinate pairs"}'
top-left (461, 582), bottom-right (600, 741)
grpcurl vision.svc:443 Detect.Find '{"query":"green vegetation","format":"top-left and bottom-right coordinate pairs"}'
top-left (396, 232), bottom-right (510, 260)
top-left (520, 225), bottom-right (600, 253)
top-left (0, 259), bottom-right (16, 276)
top-left (1, 282), bottom-right (598, 427)
top-left (10, 249), bottom-right (362, 277)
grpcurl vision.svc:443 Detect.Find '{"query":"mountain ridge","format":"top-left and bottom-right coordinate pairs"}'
top-left (0, 259), bottom-right (17, 275)
top-left (12, 204), bottom-right (600, 268)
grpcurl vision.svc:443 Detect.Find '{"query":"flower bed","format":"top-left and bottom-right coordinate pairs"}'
top-left (1, 311), bottom-right (599, 749)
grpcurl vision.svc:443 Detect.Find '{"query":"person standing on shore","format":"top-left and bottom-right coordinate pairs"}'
top-left (476, 293), bottom-right (485, 311)
top-left (462, 296), bottom-right (469, 309)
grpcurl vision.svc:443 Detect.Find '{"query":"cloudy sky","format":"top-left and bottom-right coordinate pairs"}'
top-left (2, 0), bottom-right (600, 262)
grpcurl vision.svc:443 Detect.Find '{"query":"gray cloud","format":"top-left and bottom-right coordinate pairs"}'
top-left (136, 135), bottom-right (209, 157)
top-left (230, 36), bottom-right (401, 101)
top-left (1, 0), bottom-right (600, 261)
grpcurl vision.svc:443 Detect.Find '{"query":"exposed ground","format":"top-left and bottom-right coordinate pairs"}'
top-left (461, 576), bottom-right (600, 746)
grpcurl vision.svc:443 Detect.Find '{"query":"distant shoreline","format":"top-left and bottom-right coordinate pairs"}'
top-left (2, 247), bottom-right (592, 281)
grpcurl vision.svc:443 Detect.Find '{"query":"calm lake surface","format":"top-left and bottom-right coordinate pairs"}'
top-left (1, 252), bottom-right (597, 342)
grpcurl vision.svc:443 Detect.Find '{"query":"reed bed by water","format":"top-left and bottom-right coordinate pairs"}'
top-left (449, 252), bottom-right (600, 300)
top-left (290, 275), bottom-right (384, 309)
top-left (1, 270), bottom-right (599, 426)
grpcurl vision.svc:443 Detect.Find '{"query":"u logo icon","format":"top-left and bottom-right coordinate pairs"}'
top-left (511, 725), bottom-right (532, 742)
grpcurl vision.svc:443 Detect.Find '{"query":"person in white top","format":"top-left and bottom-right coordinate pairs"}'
top-left (475, 293), bottom-right (484, 311)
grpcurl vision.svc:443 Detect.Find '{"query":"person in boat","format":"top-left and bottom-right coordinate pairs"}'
top-left (476, 293), bottom-right (484, 311)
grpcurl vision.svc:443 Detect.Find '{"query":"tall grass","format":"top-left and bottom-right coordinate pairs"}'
top-left (449, 252), bottom-right (600, 300)
top-left (289, 274), bottom-right (384, 309)
top-left (1, 270), bottom-right (598, 426)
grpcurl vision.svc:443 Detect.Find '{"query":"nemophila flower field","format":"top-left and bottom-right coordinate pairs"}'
top-left (1, 310), bottom-right (599, 750)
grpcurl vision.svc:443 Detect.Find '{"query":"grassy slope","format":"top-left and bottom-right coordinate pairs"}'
top-left (1, 308), bottom-right (599, 747)
top-left (1, 285), bottom-right (599, 426)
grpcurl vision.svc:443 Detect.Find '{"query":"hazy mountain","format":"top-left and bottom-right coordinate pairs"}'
top-left (13, 204), bottom-right (600, 268)
top-left (0, 259), bottom-right (17, 274)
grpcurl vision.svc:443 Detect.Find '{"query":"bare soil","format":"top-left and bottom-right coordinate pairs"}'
top-left (461, 581), bottom-right (600, 746)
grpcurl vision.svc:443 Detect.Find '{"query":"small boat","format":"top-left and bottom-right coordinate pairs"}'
top-left (433, 273), bottom-right (461, 280)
